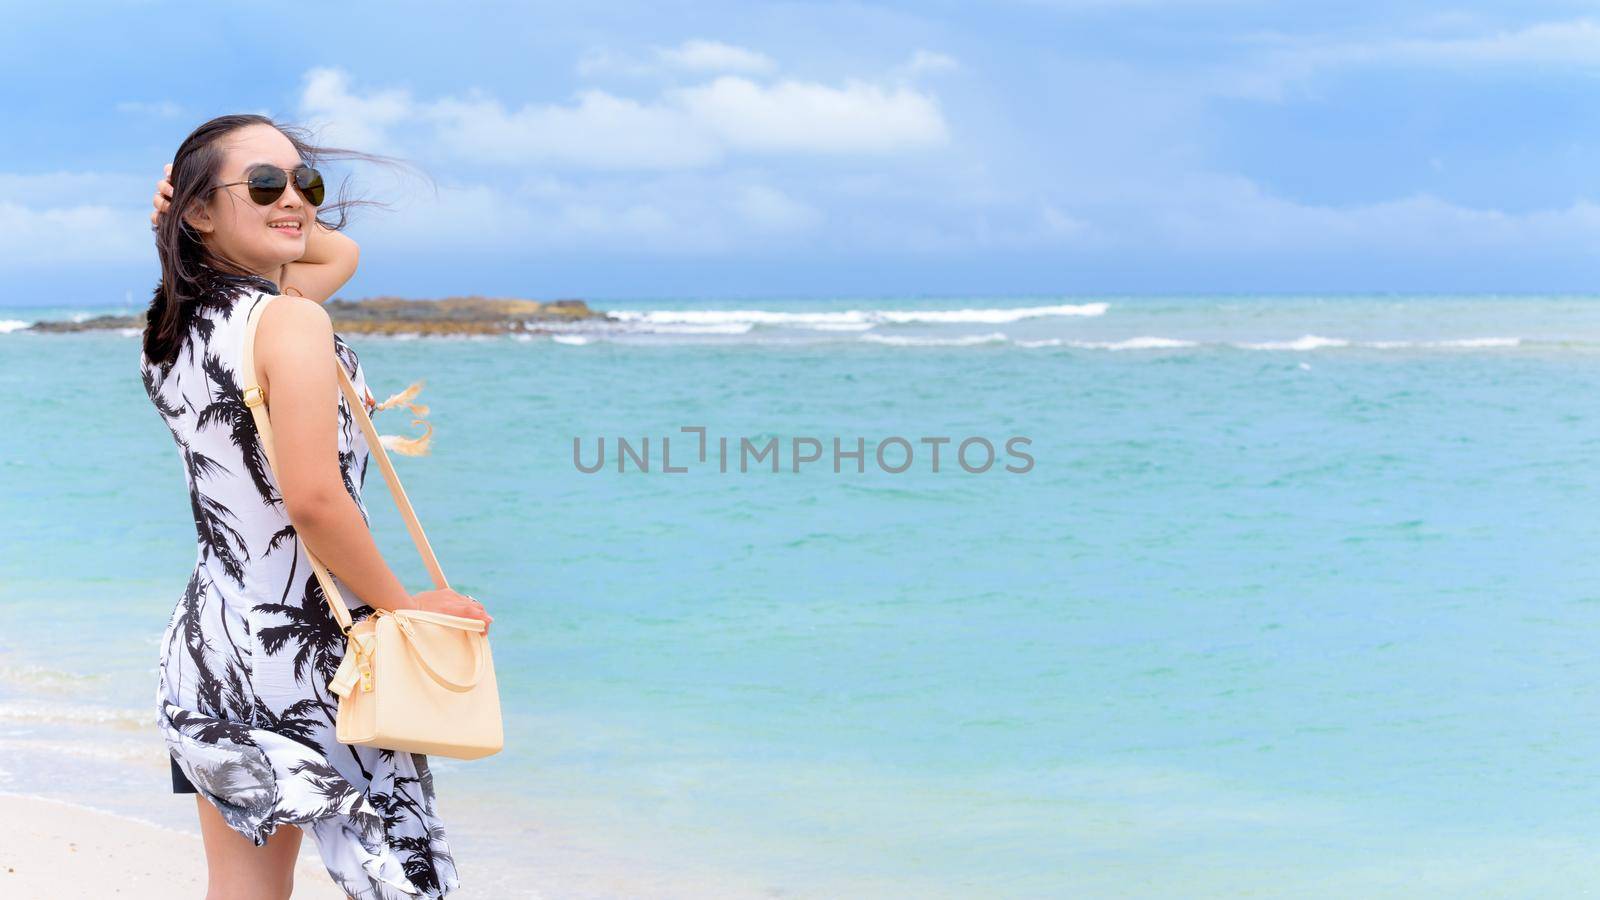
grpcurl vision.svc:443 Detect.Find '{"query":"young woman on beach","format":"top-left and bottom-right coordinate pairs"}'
top-left (140, 113), bottom-right (490, 900)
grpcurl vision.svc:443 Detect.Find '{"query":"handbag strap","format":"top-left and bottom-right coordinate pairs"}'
top-left (239, 292), bottom-right (449, 635)
top-left (394, 612), bottom-right (487, 691)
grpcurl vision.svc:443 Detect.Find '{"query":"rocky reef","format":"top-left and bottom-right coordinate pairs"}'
top-left (28, 294), bottom-right (609, 336)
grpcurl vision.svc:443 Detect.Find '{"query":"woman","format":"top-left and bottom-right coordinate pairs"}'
top-left (140, 113), bottom-right (490, 900)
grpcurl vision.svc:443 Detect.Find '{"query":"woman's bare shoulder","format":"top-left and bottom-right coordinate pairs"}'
top-left (258, 293), bottom-right (333, 338)
top-left (255, 293), bottom-right (335, 373)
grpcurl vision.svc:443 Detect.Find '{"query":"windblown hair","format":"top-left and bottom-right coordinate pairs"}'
top-left (141, 114), bottom-right (427, 368)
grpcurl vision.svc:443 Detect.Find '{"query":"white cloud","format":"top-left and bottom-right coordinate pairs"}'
top-left (656, 39), bottom-right (777, 75)
top-left (129, 37), bottom-right (1600, 267)
top-left (0, 171), bottom-right (160, 266)
top-left (893, 49), bottom-right (960, 79)
top-left (1323, 18), bottom-right (1600, 68)
top-left (1216, 19), bottom-right (1600, 100)
top-left (425, 89), bottom-right (723, 170)
top-left (667, 76), bottom-right (949, 154)
top-left (296, 64), bottom-right (949, 170)
top-left (575, 47), bottom-right (658, 79)
top-left (1040, 204), bottom-right (1091, 239)
top-left (1017, 0), bottom-right (1248, 7)
top-left (1122, 171), bottom-right (1600, 257)
top-left (578, 39), bottom-right (777, 78)
top-left (299, 68), bottom-right (414, 152)
top-left (730, 184), bottom-right (822, 232)
top-left (0, 201), bottom-right (149, 266)
top-left (354, 172), bottom-right (826, 255)
top-left (115, 100), bottom-right (183, 118)
top-left (0, 171), bottom-right (151, 208)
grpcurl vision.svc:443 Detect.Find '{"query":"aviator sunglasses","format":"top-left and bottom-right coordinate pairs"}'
top-left (209, 163), bottom-right (326, 207)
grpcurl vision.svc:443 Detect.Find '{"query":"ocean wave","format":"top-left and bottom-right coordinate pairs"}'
top-left (794, 322), bottom-right (876, 332)
top-left (1364, 337), bottom-right (1522, 349)
top-left (0, 699), bottom-right (151, 731)
top-left (1234, 335), bottom-right (1527, 351)
top-left (513, 330), bottom-right (1539, 351)
top-left (1013, 334), bottom-right (1532, 352)
top-left (607, 302), bottom-right (1107, 329)
top-left (1235, 334), bottom-right (1351, 351)
top-left (0, 736), bottom-right (163, 766)
top-left (0, 320), bottom-right (32, 334)
top-left (1018, 336), bottom-right (1199, 350)
top-left (645, 322), bottom-right (756, 335)
top-left (859, 332), bottom-right (1009, 347)
top-left (879, 303), bottom-right (1109, 324)
top-left (0, 661), bottom-right (111, 693)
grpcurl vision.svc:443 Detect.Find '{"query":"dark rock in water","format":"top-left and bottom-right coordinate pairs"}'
top-left (31, 314), bottom-right (141, 333)
top-left (27, 295), bottom-right (611, 336)
top-left (320, 295), bottom-right (606, 336)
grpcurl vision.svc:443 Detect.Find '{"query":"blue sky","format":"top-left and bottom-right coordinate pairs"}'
top-left (5, 0), bottom-right (1600, 305)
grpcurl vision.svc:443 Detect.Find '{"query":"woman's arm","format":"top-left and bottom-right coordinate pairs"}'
top-left (251, 297), bottom-right (492, 628)
top-left (275, 220), bottom-right (360, 303)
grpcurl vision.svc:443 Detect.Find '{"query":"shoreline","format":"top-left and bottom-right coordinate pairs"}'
top-left (0, 680), bottom-right (786, 900)
top-left (0, 791), bottom-right (350, 898)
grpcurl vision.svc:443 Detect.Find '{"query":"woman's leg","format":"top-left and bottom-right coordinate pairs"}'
top-left (194, 794), bottom-right (303, 900)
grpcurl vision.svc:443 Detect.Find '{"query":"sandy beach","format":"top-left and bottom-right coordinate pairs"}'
top-left (0, 792), bottom-right (349, 899)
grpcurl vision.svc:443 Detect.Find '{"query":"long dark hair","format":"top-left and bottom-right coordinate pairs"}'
top-left (142, 114), bottom-right (427, 368)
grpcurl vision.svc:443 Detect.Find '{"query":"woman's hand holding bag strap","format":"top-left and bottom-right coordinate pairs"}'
top-left (240, 292), bottom-right (504, 761)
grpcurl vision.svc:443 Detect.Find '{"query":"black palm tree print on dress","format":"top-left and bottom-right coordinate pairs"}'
top-left (197, 350), bottom-right (281, 508)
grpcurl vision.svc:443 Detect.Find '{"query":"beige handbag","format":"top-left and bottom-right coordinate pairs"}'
top-left (240, 293), bottom-right (504, 761)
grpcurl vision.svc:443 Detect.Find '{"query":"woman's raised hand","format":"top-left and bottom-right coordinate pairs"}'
top-left (407, 588), bottom-right (493, 632)
top-left (151, 162), bottom-right (173, 227)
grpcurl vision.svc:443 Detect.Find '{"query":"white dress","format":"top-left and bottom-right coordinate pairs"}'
top-left (140, 267), bottom-right (460, 899)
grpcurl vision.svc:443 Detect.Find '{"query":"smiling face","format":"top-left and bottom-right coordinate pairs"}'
top-left (183, 123), bottom-right (312, 279)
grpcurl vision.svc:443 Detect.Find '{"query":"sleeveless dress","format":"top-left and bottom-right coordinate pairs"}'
top-left (140, 267), bottom-right (461, 899)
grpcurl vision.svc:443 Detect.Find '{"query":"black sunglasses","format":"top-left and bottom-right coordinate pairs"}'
top-left (210, 163), bottom-right (325, 207)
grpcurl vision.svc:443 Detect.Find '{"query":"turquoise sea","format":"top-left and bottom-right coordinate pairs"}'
top-left (3, 293), bottom-right (1600, 897)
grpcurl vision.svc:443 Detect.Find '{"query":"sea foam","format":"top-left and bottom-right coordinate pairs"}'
top-left (859, 332), bottom-right (1009, 347)
top-left (607, 302), bottom-right (1108, 329)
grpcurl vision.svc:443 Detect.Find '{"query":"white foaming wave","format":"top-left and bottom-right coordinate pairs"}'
top-left (1240, 335), bottom-right (1524, 351)
top-left (609, 309), bottom-right (867, 326)
top-left (1107, 336), bottom-right (1198, 350)
top-left (0, 699), bottom-right (152, 731)
top-left (1016, 336), bottom-right (1198, 350)
top-left (0, 319), bottom-right (31, 334)
top-left (804, 322), bottom-right (877, 332)
top-left (607, 302), bottom-right (1107, 329)
top-left (551, 335), bottom-right (590, 345)
top-left (859, 332), bottom-right (1009, 347)
top-left (0, 662), bottom-right (109, 693)
top-left (646, 322), bottom-right (755, 335)
top-left (878, 302), bottom-right (1109, 324)
top-left (1236, 334), bottom-right (1350, 351)
top-left (1089, 336), bottom-right (1197, 350)
top-left (0, 736), bottom-right (162, 766)
top-left (1364, 337), bottom-right (1522, 349)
